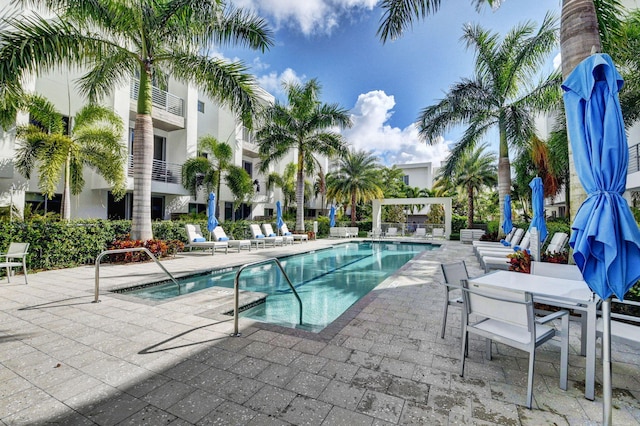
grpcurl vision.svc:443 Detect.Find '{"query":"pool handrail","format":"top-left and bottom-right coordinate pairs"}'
top-left (231, 257), bottom-right (302, 337)
top-left (94, 247), bottom-right (180, 303)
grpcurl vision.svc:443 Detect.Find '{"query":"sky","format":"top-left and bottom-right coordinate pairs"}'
top-left (220, 0), bottom-right (562, 167)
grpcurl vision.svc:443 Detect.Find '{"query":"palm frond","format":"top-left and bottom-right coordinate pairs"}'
top-left (377, 0), bottom-right (442, 43)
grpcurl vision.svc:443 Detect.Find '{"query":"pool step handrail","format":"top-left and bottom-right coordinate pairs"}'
top-left (94, 248), bottom-right (180, 303)
top-left (232, 257), bottom-right (302, 337)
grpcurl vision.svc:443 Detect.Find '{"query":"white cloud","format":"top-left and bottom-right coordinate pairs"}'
top-left (257, 68), bottom-right (305, 98)
top-left (233, 0), bottom-right (377, 35)
top-left (553, 52), bottom-right (562, 70)
top-left (342, 90), bottom-right (451, 167)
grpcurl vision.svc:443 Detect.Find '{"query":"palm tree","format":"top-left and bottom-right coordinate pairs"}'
top-left (181, 135), bottom-right (233, 217)
top-left (225, 164), bottom-right (254, 221)
top-left (0, 0), bottom-right (273, 240)
top-left (404, 186), bottom-right (431, 214)
top-left (417, 16), bottom-right (560, 234)
top-left (256, 79), bottom-right (352, 232)
top-left (377, 0), bottom-right (624, 221)
top-left (15, 96), bottom-right (126, 220)
top-left (449, 144), bottom-right (497, 228)
top-left (266, 163), bottom-right (297, 212)
top-left (326, 149), bottom-right (384, 226)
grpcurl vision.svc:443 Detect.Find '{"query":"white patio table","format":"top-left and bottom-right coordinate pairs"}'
top-left (468, 270), bottom-right (599, 400)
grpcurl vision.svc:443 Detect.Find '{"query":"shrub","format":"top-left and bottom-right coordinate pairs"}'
top-left (107, 238), bottom-right (183, 263)
top-left (541, 250), bottom-right (569, 264)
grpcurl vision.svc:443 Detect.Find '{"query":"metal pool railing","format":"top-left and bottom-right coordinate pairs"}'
top-left (231, 258), bottom-right (302, 337)
top-left (94, 248), bottom-right (179, 303)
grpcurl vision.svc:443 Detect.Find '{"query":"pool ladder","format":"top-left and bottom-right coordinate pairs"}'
top-left (231, 258), bottom-right (302, 337)
top-left (94, 247), bottom-right (180, 303)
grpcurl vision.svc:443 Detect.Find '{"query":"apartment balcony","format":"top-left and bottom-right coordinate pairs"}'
top-left (126, 156), bottom-right (189, 195)
top-left (129, 79), bottom-right (185, 131)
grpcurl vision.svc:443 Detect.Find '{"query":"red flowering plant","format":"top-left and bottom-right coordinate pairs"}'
top-left (107, 238), bottom-right (184, 263)
top-left (507, 249), bottom-right (531, 274)
top-left (541, 250), bottom-right (569, 264)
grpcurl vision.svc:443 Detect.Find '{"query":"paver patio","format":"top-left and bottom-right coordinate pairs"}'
top-left (1, 239), bottom-right (639, 425)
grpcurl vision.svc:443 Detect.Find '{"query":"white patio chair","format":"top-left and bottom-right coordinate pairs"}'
top-left (262, 223), bottom-right (292, 245)
top-left (212, 226), bottom-right (251, 252)
top-left (250, 224), bottom-right (283, 247)
top-left (440, 261), bottom-right (468, 339)
top-left (476, 231), bottom-right (531, 260)
top-left (184, 225), bottom-right (229, 255)
top-left (431, 227), bottom-right (445, 239)
top-left (280, 223), bottom-right (308, 243)
top-left (386, 227), bottom-right (398, 238)
top-left (414, 228), bottom-right (427, 238)
top-left (0, 242), bottom-right (29, 284)
top-left (596, 299), bottom-right (640, 349)
top-left (460, 279), bottom-right (569, 408)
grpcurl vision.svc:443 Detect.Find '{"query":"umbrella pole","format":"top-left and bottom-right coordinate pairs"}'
top-left (603, 297), bottom-right (612, 426)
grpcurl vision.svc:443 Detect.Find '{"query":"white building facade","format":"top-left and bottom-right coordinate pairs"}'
top-left (0, 70), bottom-right (329, 222)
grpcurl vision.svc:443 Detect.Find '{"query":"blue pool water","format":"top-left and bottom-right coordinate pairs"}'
top-left (120, 241), bottom-right (436, 332)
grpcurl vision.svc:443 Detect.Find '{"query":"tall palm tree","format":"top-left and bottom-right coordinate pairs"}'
top-left (404, 186), bottom-right (431, 214)
top-left (181, 135), bottom-right (233, 217)
top-left (377, 0), bottom-right (625, 221)
top-left (449, 144), bottom-right (497, 228)
top-left (0, 0), bottom-right (273, 240)
top-left (326, 149), bottom-right (384, 226)
top-left (15, 96), bottom-right (126, 220)
top-left (418, 16), bottom-right (561, 234)
top-left (256, 79), bottom-right (352, 232)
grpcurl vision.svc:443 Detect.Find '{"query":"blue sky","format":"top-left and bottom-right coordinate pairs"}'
top-left (222, 0), bottom-right (561, 167)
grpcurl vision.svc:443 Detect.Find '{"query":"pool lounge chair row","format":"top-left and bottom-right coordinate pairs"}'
top-left (329, 227), bottom-right (358, 238)
top-left (185, 222), bottom-right (309, 254)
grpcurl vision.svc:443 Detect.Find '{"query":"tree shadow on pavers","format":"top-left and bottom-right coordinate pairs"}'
top-left (18, 296), bottom-right (94, 310)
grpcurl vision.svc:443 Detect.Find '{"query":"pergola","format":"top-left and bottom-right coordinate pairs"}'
top-left (371, 197), bottom-right (453, 239)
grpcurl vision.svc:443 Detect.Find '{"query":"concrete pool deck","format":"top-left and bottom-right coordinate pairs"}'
top-left (1, 238), bottom-right (639, 425)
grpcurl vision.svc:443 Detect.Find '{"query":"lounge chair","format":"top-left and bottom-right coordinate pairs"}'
top-left (431, 227), bottom-right (446, 240)
top-left (250, 224), bottom-right (283, 247)
top-left (184, 224), bottom-right (229, 255)
top-left (280, 223), bottom-right (308, 243)
top-left (262, 223), bottom-right (293, 245)
top-left (212, 226), bottom-right (251, 252)
top-left (476, 231), bottom-right (531, 260)
top-left (386, 227), bottom-right (399, 238)
top-left (472, 228), bottom-right (524, 255)
top-left (482, 231), bottom-right (568, 272)
top-left (0, 242), bottom-right (29, 284)
top-left (414, 228), bottom-right (427, 238)
top-left (472, 227), bottom-right (518, 248)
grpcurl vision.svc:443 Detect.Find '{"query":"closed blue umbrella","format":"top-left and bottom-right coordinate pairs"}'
top-left (276, 201), bottom-right (284, 231)
top-left (502, 195), bottom-right (513, 236)
top-left (528, 177), bottom-right (547, 243)
top-left (207, 192), bottom-right (218, 236)
top-left (329, 205), bottom-right (336, 228)
top-left (562, 53), bottom-right (640, 425)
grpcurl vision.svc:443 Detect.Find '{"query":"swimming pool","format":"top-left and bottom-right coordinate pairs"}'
top-left (119, 241), bottom-right (436, 332)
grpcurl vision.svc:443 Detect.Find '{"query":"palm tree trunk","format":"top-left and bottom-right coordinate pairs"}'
top-left (351, 190), bottom-right (357, 226)
top-left (295, 149), bottom-right (305, 232)
top-left (131, 70), bottom-right (154, 241)
top-left (467, 184), bottom-right (474, 229)
top-left (561, 0), bottom-right (601, 222)
top-left (497, 118), bottom-right (511, 237)
top-left (61, 153), bottom-right (71, 221)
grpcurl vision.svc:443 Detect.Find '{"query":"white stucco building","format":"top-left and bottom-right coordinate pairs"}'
top-left (0, 71), bottom-right (328, 222)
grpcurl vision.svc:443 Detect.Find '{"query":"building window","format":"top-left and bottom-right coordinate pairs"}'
top-left (25, 192), bottom-right (62, 216)
top-left (402, 175), bottom-right (409, 185)
top-left (188, 203), bottom-right (206, 215)
top-left (243, 161), bottom-right (253, 178)
top-left (264, 208), bottom-right (274, 217)
top-left (558, 206), bottom-right (566, 218)
top-left (197, 100), bottom-right (205, 113)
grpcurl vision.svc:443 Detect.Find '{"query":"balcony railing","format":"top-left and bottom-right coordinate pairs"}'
top-left (130, 78), bottom-right (184, 117)
top-left (630, 143), bottom-right (640, 174)
top-left (128, 156), bottom-right (182, 185)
